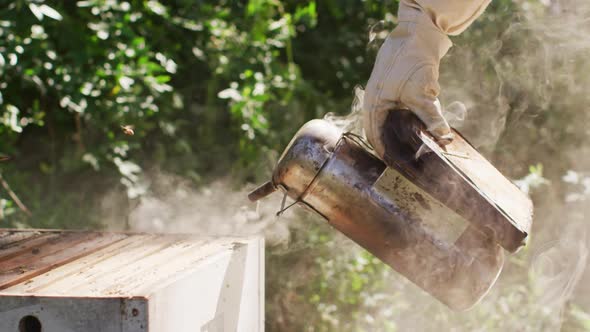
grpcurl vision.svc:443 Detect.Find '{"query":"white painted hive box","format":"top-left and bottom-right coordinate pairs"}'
top-left (0, 229), bottom-right (264, 332)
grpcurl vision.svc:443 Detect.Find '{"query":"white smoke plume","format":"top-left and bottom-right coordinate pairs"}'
top-left (100, 172), bottom-right (294, 247)
top-left (98, 0), bottom-right (590, 330)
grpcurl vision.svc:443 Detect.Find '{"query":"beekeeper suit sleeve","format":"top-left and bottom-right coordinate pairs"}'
top-left (363, 0), bottom-right (492, 159)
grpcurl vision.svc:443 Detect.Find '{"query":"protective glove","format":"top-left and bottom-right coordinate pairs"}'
top-left (363, 7), bottom-right (452, 159)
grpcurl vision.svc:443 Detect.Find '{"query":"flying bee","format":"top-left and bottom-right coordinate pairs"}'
top-left (121, 125), bottom-right (135, 136)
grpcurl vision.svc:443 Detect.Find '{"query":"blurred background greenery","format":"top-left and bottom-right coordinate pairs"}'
top-left (2, 0), bottom-right (590, 331)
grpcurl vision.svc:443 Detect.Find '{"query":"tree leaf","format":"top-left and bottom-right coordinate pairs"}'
top-left (28, 4), bottom-right (44, 21)
top-left (39, 5), bottom-right (63, 21)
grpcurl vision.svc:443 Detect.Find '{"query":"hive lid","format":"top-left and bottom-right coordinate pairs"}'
top-left (0, 229), bottom-right (258, 297)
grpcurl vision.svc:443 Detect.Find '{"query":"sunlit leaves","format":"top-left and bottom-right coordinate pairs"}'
top-left (0, 0), bottom-right (186, 190)
top-left (82, 153), bottom-right (100, 171)
top-left (155, 53), bottom-right (176, 74)
top-left (29, 4), bottom-right (63, 21)
top-left (294, 1), bottom-right (318, 27)
top-left (515, 163), bottom-right (550, 194)
top-left (218, 87), bottom-right (243, 101)
top-left (146, 1), bottom-right (168, 17)
top-left (30, 25), bottom-right (47, 39)
top-left (211, 0), bottom-right (316, 156)
top-left (0, 199), bottom-right (15, 220)
top-left (113, 156), bottom-right (146, 199)
top-left (2, 105), bottom-right (22, 133)
top-left (88, 22), bottom-right (109, 40)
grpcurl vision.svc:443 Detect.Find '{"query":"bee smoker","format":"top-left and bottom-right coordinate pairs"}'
top-left (248, 111), bottom-right (533, 310)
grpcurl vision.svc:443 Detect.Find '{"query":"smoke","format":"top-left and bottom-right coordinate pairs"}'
top-left (323, 86), bottom-right (365, 135)
top-left (99, 171), bottom-right (295, 247)
top-left (320, 0), bottom-right (590, 330)
top-left (97, 1), bottom-right (590, 330)
top-left (447, 0), bottom-right (590, 316)
top-left (323, 86), bottom-right (467, 136)
top-left (531, 224), bottom-right (588, 312)
top-left (442, 0), bottom-right (590, 152)
top-left (431, 0), bottom-right (590, 329)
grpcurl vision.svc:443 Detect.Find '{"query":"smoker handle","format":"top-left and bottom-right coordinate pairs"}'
top-left (248, 181), bottom-right (277, 202)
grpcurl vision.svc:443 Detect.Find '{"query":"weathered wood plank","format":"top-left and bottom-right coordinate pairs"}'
top-left (4, 234), bottom-right (153, 294)
top-left (0, 231), bottom-right (263, 332)
top-left (36, 234), bottom-right (182, 295)
top-left (0, 230), bottom-right (45, 249)
top-left (0, 232), bottom-right (127, 290)
top-left (0, 230), bottom-right (259, 298)
top-left (0, 233), bottom-right (61, 262)
top-left (104, 239), bottom-right (233, 295)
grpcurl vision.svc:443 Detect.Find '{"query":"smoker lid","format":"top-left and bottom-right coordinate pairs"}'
top-left (420, 131), bottom-right (533, 235)
top-left (381, 110), bottom-right (533, 252)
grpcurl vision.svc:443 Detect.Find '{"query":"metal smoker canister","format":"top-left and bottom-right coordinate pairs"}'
top-left (249, 114), bottom-right (533, 310)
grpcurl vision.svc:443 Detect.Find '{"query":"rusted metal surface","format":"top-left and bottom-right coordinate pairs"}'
top-left (249, 117), bottom-right (533, 310)
top-left (381, 110), bottom-right (532, 252)
top-left (0, 229), bottom-right (264, 332)
top-left (248, 181), bottom-right (277, 202)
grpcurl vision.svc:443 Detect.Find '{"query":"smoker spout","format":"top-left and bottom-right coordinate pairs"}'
top-left (248, 181), bottom-right (277, 202)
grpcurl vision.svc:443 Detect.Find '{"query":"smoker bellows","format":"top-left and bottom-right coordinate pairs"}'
top-left (249, 113), bottom-right (533, 310)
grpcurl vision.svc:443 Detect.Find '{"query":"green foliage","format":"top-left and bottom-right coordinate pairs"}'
top-left (0, 0), bottom-right (321, 225)
top-left (0, 0), bottom-right (399, 224)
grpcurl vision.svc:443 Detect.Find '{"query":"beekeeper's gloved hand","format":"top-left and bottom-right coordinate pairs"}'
top-left (363, 0), bottom-right (491, 159)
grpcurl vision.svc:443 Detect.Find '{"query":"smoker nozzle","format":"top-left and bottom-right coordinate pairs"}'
top-left (248, 181), bottom-right (277, 202)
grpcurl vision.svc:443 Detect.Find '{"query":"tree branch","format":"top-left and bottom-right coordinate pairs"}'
top-left (0, 173), bottom-right (32, 217)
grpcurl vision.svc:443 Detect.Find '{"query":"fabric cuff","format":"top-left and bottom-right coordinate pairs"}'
top-left (397, 3), bottom-right (453, 60)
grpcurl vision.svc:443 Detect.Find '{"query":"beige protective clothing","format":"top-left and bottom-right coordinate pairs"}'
top-left (363, 0), bottom-right (491, 159)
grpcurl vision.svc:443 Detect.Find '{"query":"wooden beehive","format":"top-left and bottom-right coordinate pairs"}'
top-left (0, 229), bottom-right (263, 332)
